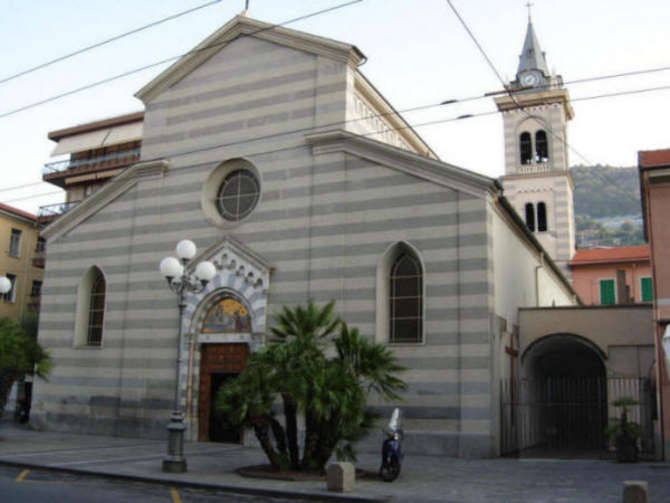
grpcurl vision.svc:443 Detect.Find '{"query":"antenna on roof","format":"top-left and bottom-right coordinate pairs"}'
top-left (241, 0), bottom-right (250, 16)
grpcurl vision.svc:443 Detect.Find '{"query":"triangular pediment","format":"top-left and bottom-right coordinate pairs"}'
top-left (135, 15), bottom-right (365, 104)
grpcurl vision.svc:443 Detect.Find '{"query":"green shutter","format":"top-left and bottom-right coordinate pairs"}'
top-left (641, 277), bottom-right (653, 302)
top-left (600, 279), bottom-right (615, 305)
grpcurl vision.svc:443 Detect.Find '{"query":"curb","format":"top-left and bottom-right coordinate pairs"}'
top-left (0, 459), bottom-right (392, 502)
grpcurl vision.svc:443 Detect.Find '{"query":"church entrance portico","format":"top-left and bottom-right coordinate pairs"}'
top-left (179, 237), bottom-right (272, 443)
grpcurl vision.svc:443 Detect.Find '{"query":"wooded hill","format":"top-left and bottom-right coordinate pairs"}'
top-left (570, 165), bottom-right (644, 247)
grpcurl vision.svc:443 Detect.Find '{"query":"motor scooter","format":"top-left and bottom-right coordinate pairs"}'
top-left (13, 398), bottom-right (29, 424)
top-left (379, 408), bottom-right (404, 482)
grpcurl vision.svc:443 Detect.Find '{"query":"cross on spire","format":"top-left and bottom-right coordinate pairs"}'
top-left (525, 1), bottom-right (533, 21)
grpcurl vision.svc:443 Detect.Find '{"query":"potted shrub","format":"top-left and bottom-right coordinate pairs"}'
top-left (605, 397), bottom-right (641, 463)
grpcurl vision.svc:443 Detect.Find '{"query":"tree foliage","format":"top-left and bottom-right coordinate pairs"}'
top-left (570, 165), bottom-right (645, 247)
top-left (0, 317), bottom-right (51, 417)
top-left (571, 165), bottom-right (641, 219)
top-left (215, 300), bottom-right (406, 472)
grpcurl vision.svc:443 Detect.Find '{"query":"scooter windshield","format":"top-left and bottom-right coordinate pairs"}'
top-left (388, 407), bottom-right (402, 432)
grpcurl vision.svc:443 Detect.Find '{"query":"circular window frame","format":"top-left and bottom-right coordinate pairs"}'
top-left (201, 158), bottom-right (262, 229)
top-left (216, 169), bottom-right (260, 222)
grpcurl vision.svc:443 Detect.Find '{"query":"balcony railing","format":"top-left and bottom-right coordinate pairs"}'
top-left (37, 200), bottom-right (81, 223)
top-left (43, 148), bottom-right (141, 176)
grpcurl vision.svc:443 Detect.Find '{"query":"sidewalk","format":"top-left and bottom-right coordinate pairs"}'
top-left (1, 421), bottom-right (669, 502)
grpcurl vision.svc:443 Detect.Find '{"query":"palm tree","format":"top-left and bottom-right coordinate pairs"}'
top-left (216, 300), bottom-right (406, 472)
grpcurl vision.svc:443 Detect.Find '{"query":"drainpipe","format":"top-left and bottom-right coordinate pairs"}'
top-left (535, 252), bottom-right (545, 307)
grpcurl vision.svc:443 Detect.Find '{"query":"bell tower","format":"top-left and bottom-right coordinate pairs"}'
top-left (495, 15), bottom-right (575, 275)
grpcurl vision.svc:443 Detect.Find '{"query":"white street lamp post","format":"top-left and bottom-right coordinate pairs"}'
top-left (159, 240), bottom-right (216, 473)
top-left (0, 276), bottom-right (11, 296)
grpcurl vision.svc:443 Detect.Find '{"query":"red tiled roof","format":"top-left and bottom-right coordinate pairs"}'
top-left (639, 149), bottom-right (670, 168)
top-left (570, 245), bottom-right (650, 266)
top-left (0, 203), bottom-right (36, 222)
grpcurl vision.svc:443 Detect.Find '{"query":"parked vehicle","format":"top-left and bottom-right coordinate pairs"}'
top-left (13, 397), bottom-right (29, 424)
top-left (379, 408), bottom-right (404, 482)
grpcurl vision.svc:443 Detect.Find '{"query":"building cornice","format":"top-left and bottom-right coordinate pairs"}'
top-left (305, 129), bottom-right (497, 198)
top-left (494, 88), bottom-right (574, 120)
top-left (501, 170), bottom-right (575, 190)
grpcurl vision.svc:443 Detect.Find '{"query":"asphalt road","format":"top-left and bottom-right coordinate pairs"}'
top-left (0, 465), bottom-right (321, 502)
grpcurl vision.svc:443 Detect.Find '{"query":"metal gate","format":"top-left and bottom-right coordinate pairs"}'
top-left (501, 377), bottom-right (655, 457)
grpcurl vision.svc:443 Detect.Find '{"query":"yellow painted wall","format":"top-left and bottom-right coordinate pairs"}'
top-left (0, 208), bottom-right (43, 321)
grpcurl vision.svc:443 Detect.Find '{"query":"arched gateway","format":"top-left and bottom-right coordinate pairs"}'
top-left (521, 333), bottom-right (607, 453)
top-left (179, 237), bottom-right (272, 442)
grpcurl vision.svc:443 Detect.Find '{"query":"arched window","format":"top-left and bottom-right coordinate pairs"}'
top-left (525, 203), bottom-right (535, 232)
top-left (74, 266), bottom-right (106, 347)
top-left (520, 132), bottom-right (532, 165)
top-left (390, 253), bottom-right (423, 343)
top-left (87, 269), bottom-right (106, 346)
top-left (376, 242), bottom-right (424, 344)
top-left (535, 130), bottom-right (548, 162)
top-left (537, 202), bottom-right (548, 232)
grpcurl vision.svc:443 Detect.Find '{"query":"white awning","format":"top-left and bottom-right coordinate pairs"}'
top-left (103, 121), bottom-right (143, 146)
top-left (50, 129), bottom-right (109, 156)
top-left (50, 121), bottom-right (143, 157)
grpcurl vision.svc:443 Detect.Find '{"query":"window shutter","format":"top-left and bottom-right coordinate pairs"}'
top-left (641, 277), bottom-right (653, 302)
top-left (599, 279), bottom-right (615, 305)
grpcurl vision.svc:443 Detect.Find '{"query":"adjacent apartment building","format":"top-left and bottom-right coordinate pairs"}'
top-left (639, 148), bottom-right (670, 460)
top-left (0, 203), bottom-right (44, 320)
top-left (570, 245), bottom-right (652, 305)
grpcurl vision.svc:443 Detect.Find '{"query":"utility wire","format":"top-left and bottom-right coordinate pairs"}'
top-left (5, 79), bottom-right (670, 201)
top-left (0, 181), bottom-right (47, 193)
top-left (443, 63), bottom-right (670, 106)
top-left (445, 0), bottom-right (592, 165)
top-left (0, 0), bottom-right (223, 86)
top-left (0, 0), bottom-right (363, 120)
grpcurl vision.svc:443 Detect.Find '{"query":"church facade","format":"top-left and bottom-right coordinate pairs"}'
top-left (32, 15), bottom-right (577, 458)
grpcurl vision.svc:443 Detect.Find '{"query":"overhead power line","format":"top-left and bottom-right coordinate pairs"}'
top-left (0, 0), bottom-right (223, 86)
top-left (0, 0), bottom-right (363, 120)
top-left (5, 77), bottom-right (670, 203)
top-left (445, 0), bottom-right (592, 165)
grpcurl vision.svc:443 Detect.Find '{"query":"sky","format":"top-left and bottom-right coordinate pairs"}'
top-left (2, 0), bottom-right (670, 214)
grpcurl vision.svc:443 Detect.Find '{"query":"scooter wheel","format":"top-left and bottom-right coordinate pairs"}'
top-left (379, 458), bottom-right (401, 482)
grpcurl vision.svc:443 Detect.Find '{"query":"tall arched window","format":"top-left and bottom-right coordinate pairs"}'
top-left (390, 252), bottom-right (423, 343)
top-left (537, 202), bottom-right (548, 232)
top-left (74, 266), bottom-right (106, 347)
top-left (87, 269), bottom-right (106, 346)
top-left (535, 130), bottom-right (548, 162)
top-left (525, 203), bottom-right (535, 232)
top-left (520, 132), bottom-right (532, 165)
